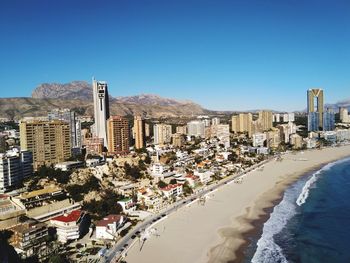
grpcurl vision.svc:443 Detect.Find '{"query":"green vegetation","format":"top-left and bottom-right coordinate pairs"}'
top-left (169, 179), bottom-right (177, 185)
top-left (182, 182), bottom-right (193, 195)
top-left (157, 180), bottom-right (167, 188)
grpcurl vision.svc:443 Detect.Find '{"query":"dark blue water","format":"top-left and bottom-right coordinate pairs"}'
top-left (244, 157), bottom-right (350, 263)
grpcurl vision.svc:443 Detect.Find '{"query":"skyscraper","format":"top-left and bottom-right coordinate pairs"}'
top-left (307, 89), bottom-right (324, 131)
top-left (323, 108), bottom-right (335, 131)
top-left (258, 110), bottom-right (273, 131)
top-left (339, 107), bottom-right (349, 123)
top-left (153, 124), bottom-right (172, 145)
top-left (48, 108), bottom-right (82, 151)
top-left (92, 78), bottom-right (110, 149)
top-left (107, 116), bottom-right (130, 154)
top-left (133, 115), bottom-right (146, 149)
top-left (187, 121), bottom-right (205, 138)
top-left (19, 120), bottom-right (71, 170)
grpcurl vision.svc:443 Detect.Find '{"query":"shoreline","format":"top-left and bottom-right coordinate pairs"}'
top-left (208, 151), bottom-right (350, 263)
top-left (124, 146), bottom-right (350, 263)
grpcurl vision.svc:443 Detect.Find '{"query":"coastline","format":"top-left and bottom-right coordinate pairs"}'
top-left (124, 145), bottom-right (350, 263)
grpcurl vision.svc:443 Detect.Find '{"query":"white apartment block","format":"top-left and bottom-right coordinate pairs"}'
top-left (0, 149), bottom-right (32, 193)
top-left (187, 121), bottom-right (205, 138)
top-left (252, 133), bottom-right (267, 147)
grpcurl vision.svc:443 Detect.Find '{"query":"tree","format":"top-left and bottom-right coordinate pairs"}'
top-left (169, 179), bottom-right (177, 185)
top-left (157, 180), bottom-right (167, 188)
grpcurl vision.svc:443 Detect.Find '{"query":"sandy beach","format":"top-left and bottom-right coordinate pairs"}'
top-left (124, 145), bottom-right (350, 263)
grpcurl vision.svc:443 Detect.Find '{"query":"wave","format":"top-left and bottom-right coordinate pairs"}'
top-left (251, 157), bottom-right (350, 263)
top-left (251, 182), bottom-right (302, 263)
top-left (296, 157), bottom-right (350, 206)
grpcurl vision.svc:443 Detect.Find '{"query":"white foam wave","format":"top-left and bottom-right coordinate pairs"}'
top-left (251, 186), bottom-right (299, 263)
top-left (296, 158), bottom-right (350, 206)
top-left (251, 157), bottom-right (350, 263)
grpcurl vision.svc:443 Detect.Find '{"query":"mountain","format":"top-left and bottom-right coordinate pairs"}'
top-left (0, 81), bottom-right (208, 120)
top-left (32, 81), bottom-right (93, 100)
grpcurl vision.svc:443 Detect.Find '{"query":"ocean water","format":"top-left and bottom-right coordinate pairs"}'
top-left (243, 157), bottom-right (350, 263)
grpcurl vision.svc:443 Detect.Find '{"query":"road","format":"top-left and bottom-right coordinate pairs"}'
top-left (103, 159), bottom-right (271, 263)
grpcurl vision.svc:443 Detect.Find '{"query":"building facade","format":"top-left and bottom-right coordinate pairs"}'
top-left (20, 120), bottom-right (71, 170)
top-left (307, 88), bottom-right (324, 131)
top-left (133, 115), bottom-right (145, 149)
top-left (153, 124), bottom-right (172, 145)
top-left (187, 121), bottom-right (205, 138)
top-left (0, 149), bottom-right (32, 193)
top-left (48, 108), bottom-right (82, 150)
top-left (107, 116), bottom-right (130, 154)
top-left (92, 79), bottom-right (110, 149)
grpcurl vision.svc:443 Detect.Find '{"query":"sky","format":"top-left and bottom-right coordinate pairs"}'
top-left (0, 0), bottom-right (349, 111)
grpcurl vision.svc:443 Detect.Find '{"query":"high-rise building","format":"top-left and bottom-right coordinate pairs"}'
top-left (277, 122), bottom-right (297, 143)
top-left (0, 149), bottom-right (33, 193)
top-left (107, 116), bottom-right (130, 154)
top-left (211, 117), bottom-right (220, 126)
top-left (231, 113), bottom-right (253, 135)
top-left (258, 110), bottom-right (273, 131)
top-left (211, 124), bottom-right (230, 148)
top-left (133, 116), bottom-right (145, 150)
top-left (273, 114), bottom-right (281, 123)
top-left (307, 89), bottom-right (324, 131)
top-left (19, 120), bottom-right (71, 170)
top-left (231, 115), bottom-right (239, 133)
top-left (145, 123), bottom-right (151, 138)
top-left (176, 125), bottom-right (187, 135)
top-left (187, 121), bottom-right (205, 138)
top-left (92, 79), bottom-right (110, 149)
top-left (282, 113), bottom-right (295, 122)
top-left (48, 109), bottom-right (82, 150)
top-left (153, 124), bottom-right (172, 145)
top-left (339, 107), bottom-right (349, 123)
top-left (323, 108), bottom-right (335, 131)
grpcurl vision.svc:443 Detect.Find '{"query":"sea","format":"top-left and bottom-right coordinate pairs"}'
top-left (243, 156), bottom-right (350, 263)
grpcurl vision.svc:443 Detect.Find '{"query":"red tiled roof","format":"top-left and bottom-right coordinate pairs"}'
top-left (51, 210), bottom-right (82, 223)
top-left (160, 184), bottom-right (182, 191)
top-left (96, 214), bottom-right (122, 227)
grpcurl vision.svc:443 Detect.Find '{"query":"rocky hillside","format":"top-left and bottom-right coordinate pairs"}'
top-left (0, 81), bottom-right (208, 119)
top-left (32, 81), bottom-right (93, 100)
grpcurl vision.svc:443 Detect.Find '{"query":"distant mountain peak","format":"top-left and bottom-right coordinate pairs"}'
top-left (32, 81), bottom-right (93, 100)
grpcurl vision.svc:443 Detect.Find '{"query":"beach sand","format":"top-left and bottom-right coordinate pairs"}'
top-left (124, 145), bottom-right (350, 263)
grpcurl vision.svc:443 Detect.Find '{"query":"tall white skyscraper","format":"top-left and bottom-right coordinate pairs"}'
top-left (92, 78), bottom-right (110, 149)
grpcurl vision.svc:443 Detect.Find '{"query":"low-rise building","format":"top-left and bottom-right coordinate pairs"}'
top-left (252, 133), bottom-right (267, 147)
top-left (50, 210), bottom-right (89, 243)
top-left (290, 134), bottom-right (303, 149)
top-left (96, 214), bottom-right (125, 240)
top-left (160, 184), bottom-right (183, 198)
top-left (194, 170), bottom-right (213, 184)
top-left (0, 194), bottom-right (26, 229)
top-left (117, 198), bottom-right (136, 213)
top-left (10, 220), bottom-right (48, 260)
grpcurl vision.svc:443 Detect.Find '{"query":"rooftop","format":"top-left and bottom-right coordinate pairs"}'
top-left (96, 214), bottom-right (122, 227)
top-left (20, 186), bottom-right (62, 200)
top-left (51, 210), bottom-right (82, 223)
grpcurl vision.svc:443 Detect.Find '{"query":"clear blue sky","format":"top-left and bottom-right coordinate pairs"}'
top-left (0, 0), bottom-right (349, 111)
